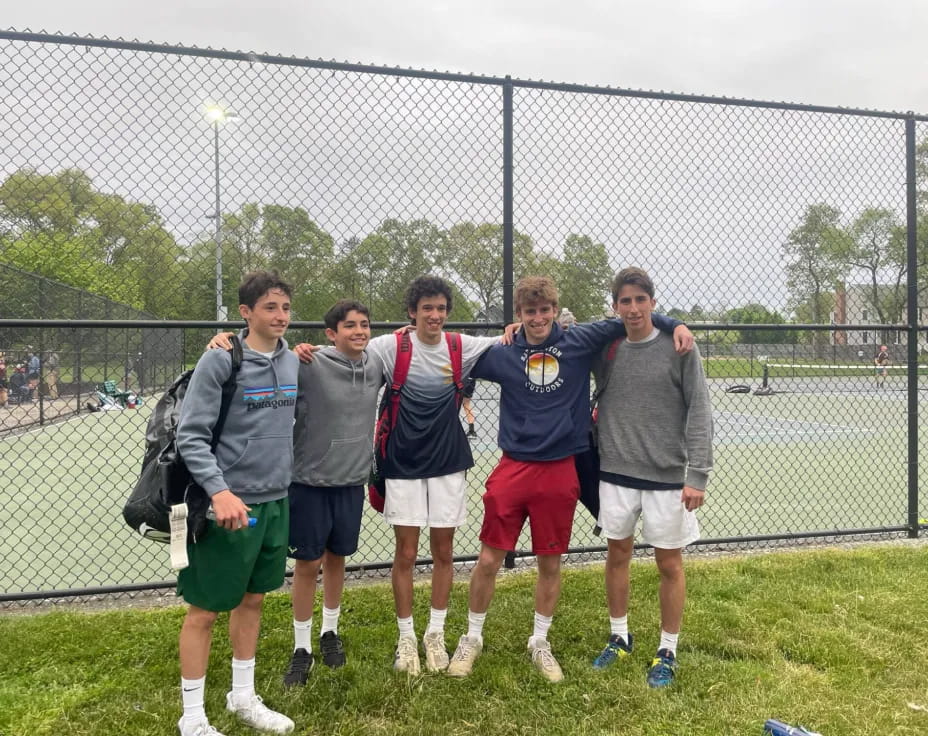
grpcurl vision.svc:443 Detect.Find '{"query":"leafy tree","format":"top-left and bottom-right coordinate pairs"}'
top-left (783, 204), bottom-right (848, 356)
top-left (332, 219), bottom-right (445, 322)
top-left (0, 168), bottom-right (185, 316)
top-left (840, 208), bottom-right (906, 325)
top-left (553, 234), bottom-right (613, 321)
top-left (725, 303), bottom-right (796, 343)
top-left (184, 203), bottom-right (340, 320)
top-left (439, 223), bottom-right (537, 316)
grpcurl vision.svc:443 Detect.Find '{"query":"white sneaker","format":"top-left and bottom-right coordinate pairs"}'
top-left (528, 638), bottom-right (564, 683)
top-left (423, 630), bottom-right (450, 672)
top-left (225, 692), bottom-right (294, 734)
top-left (393, 634), bottom-right (421, 675)
top-left (446, 634), bottom-right (483, 677)
top-left (178, 716), bottom-right (226, 736)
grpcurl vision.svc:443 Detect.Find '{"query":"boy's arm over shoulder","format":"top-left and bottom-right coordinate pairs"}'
top-left (679, 344), bottom-right (713, 492)
top-left (570, 319), bottom-right (629, 351)
top-left (176, 349), bottom-right (232, 497)
top-left (468, 339), bottom-right (510, 382)
top-left (461, 333), bottom-right (504, 375)
top-left (652, 313), bottom-right (694, 353)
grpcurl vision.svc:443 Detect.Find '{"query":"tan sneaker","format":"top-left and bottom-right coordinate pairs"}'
top-left (528, 639), bottom-right (564, 683)
top-left (423, 630), bottom-right (450, 672)
top-left (393, 635), bottom-right (421, 675)
top-left (446, 634), bottom-right (483, 677)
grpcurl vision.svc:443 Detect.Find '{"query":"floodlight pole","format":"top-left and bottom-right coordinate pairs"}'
top-left (213, 119), bottom-right (224, 322)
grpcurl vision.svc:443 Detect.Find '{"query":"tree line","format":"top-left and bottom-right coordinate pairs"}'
top-left (0, 168), bottom-right (613, 325)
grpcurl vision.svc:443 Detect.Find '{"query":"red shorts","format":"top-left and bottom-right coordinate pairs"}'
top-left (479, 454), bottom-right (579, 555)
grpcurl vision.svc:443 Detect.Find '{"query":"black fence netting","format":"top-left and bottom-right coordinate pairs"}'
top-left (1, 30), bottom-right (926, 603)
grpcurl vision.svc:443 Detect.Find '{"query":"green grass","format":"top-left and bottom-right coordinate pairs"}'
top-left (3, 545), bottom-right (928, 735)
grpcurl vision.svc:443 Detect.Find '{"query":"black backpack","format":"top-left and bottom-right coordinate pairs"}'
top-left (122, 338), bottom-right (243, 543)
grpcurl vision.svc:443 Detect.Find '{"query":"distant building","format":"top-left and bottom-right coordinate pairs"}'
top-left (831, 283), bottom-right (922, 347)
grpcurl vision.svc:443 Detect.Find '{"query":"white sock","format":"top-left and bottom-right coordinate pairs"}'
top-left (426, 607), bottom-right (447, 635)
top-left (397, 615), bottom-right (415, 639)
top-left (293, 618), bottom-right (313, 652)
top-left (180, 676), bottom-right (206, 725)
top-left (466, 610), bottom-right (486, 642)
top-left (321, 606), bottom-right (340, 635)
top-left (230, 657), bottom-right (255, 700)
top-left (610, 615), bottom-right (629, 639)
top-left (659, 630), bottom-right (679, 655)
top-left (530, 611), bottom-right (553, 646)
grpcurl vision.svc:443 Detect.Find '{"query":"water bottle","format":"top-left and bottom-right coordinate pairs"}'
top-left (764, 719), bottom-right (822, 736)
top-left (206, 507), bottom-right (257, 527)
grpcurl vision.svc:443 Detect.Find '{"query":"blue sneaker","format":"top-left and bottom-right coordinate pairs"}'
top-left (646, 648), bottom-right (677, 688)
top-left (592, 633), bottom-right (634, 669)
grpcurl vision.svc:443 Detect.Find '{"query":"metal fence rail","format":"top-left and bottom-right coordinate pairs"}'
top-left (0, 30), bottom-right (925, 603)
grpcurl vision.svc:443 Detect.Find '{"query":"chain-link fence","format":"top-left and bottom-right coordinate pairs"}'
top-left (1, 30), bottom-right (926, 603)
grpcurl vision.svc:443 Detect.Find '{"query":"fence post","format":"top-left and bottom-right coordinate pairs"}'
top-left (502, 76), bottom-right (515, 571)
top-left (905, 115), bottom-right (919, 538)
top-left (502, 75), bottom-right (514, 326)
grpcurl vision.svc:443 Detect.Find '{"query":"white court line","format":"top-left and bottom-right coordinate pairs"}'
top-left (716, 410), bottom-right (873, 433)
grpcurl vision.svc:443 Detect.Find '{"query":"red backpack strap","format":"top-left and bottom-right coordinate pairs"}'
top-left (445, 332), bottom-right (464, 405)
top-left (605, 337), bottom-right (622, 363)
top-left (392, 330), bottom-right (413, 389)
top-left (375, 331), bottom-right (413, 456)
top-left (592, 338), bottom-right (623, 407)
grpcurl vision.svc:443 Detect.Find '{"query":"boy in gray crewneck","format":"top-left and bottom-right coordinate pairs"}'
top-left (590, 267), bottom-right (713, 689)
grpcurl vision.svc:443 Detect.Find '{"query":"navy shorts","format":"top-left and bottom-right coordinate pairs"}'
top-left (288, 482), bottom-right (364, 560)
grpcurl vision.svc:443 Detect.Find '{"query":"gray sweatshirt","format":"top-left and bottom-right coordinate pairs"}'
top-left (291, 346), bottom-right (384, 487)
top-left (177, 332), bottom-right (299, 504)
top-left (595, 332), bottom-right (713, 491)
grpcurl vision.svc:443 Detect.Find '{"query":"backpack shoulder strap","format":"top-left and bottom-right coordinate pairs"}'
top-left (591, 338), bottom-right (623, 408)
top-left (392, 331), bottom-right (413, 390)
top-left (212, 335), bottom-right (244, 450)
top-left (445, 332), bottom-right (464, 391)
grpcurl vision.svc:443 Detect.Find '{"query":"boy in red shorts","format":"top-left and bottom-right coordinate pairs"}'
top-left (446, 276), bottom-right (692, 682)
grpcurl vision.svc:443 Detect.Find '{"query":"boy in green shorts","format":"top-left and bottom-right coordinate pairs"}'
top-left (175, 271), bottom-right (299, 736)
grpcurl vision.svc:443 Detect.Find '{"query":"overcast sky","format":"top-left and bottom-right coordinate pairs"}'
top-left (6, 0), bottom-right (928, 114)
top-left (3, 2), bottom-right (925, 314)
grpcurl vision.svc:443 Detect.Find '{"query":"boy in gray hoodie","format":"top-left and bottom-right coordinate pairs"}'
top-left (282, 300), bottom-right (384, 683)
top-left (175, 271), bottom-right (299, 736)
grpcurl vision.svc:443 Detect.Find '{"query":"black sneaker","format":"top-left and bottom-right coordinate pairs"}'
top-left (320, 631), bottom-right (346, 669)
top-left (282, 647), bottom-right (314, 686)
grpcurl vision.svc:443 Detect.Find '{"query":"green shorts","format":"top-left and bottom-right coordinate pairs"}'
top-left (177, 497), bottom-right (289, 612)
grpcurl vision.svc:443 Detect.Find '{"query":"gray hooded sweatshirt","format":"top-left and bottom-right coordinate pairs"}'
top-left (292, 346), bottom-right (384, 487)
top-left (177, 331), bottom-right (299, 504)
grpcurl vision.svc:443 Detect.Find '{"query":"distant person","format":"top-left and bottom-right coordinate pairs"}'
top-left (44, 350), bottom-right (60, 399)
top-left (26, 350), bottom-right (39, 400)
top-left (591, 267), bottom-right (713, 689)
top-left (9, 363), bottom-right (30, 404)
top-left (0, 354), bottom-right (7, 407)
top-left (558, 307), bottom-right (576, 329)
top-left (874, 345), bottom-right (890, 389)
top-left (462, 376), bottom-right (478, 438)
top-left (175, 271), bottom-right (298, 736)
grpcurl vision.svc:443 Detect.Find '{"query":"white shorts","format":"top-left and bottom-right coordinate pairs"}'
top-left (384, 471), bottom-right (467, 528)
top-left (597, 481), bottom-right (700, 549)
